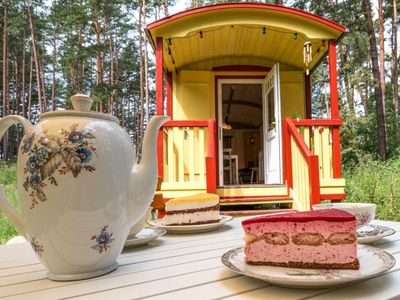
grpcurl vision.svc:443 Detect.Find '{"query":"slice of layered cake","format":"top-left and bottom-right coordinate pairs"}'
top-left (163, 193), bottom-right (220, 225)
top-left (242, 209), bottom-right (359, 269)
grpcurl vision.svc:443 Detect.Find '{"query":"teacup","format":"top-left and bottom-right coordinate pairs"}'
top-left (128, 208), bottom-right (152, 238)
top-left (312, 203), bottom-right (376, 229)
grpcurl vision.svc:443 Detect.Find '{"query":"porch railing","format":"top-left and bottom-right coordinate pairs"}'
top-left (292, 118), bottom-right (343, 181)
top-left (283, 118), bottom-right (320, 211)
top-left (160, 120), bottom-right (216, 196)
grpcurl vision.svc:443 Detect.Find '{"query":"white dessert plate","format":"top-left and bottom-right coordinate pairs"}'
top-left (124, 228), bottom-right (166, 248)
top-left (221, 245), bottom-right (395, 289)
top-left (148, 215), bottom-right (233, 233)
top-left (357, 224), bottom-right (396, 244)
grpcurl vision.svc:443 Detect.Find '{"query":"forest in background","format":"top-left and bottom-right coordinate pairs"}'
top-left (0, 0), bottom-right (398, 164)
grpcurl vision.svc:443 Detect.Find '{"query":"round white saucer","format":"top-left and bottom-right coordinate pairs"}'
top-left (124, 228), bottom-right (166, 248)
top-left (357, 224), bottom-right (396, 244)
top-left (148, 215), bottom-right (233, 234)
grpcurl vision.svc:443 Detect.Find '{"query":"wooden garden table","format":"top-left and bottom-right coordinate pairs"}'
top-left (0, 216), bottom-right (399, 299)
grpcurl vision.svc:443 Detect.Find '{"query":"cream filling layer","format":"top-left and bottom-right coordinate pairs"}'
top-left (163, 211), bottom-right (220, 225)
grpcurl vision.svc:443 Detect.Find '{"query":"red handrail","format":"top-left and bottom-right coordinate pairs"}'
top-left (292, 119), bottom-right (342, 126)
top-left (206, 119), bottom-right (217, 193)
top-left (163, 120), bottom-right (210, 127)
top-left (283, 118), bottom-right (321, 206)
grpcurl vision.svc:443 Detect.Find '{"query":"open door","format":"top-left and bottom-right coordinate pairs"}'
top-left (217, 78), bottom-right (264, 186)
top-left (263, 64), bottom-right (283, 184)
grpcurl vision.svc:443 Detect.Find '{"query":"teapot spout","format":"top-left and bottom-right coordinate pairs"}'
top-left (139, 115), bottom-right (170, 172)
top-left (127, 115), bottom-right (169, 225)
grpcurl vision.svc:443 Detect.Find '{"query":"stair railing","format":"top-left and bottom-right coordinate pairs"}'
top-left (283, 118), bottom-right (320, 211)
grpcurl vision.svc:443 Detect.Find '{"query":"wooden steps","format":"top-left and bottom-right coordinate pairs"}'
top-left (219, 195), bottom-right (294, 216)
top-left (216, 185), bottom-right (293, 216)
top-left (220, 208), bottom-right (295, 217)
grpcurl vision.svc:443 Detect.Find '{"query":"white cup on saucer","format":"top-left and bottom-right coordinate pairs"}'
top-left (128, 207), bottom-right (152, 238)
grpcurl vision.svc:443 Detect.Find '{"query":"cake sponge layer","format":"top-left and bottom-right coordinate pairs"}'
top-left (166, 193), bottom-right (219, 211)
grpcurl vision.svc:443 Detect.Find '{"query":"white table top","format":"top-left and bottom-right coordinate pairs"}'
top-left (1, 217), bottom-right (399, 300)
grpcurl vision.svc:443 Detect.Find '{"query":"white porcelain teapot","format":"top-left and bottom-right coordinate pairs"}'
top-left (0, 94), bottom-right (169, 281)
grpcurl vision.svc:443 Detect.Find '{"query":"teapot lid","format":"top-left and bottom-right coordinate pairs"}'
top-left (39, 94), bottom-right (119, 123)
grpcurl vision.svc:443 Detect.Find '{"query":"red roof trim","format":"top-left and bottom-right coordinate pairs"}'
top-left (147, 3), bottom-right (346, 34)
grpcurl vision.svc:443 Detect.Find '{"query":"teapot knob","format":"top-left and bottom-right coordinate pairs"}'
top-left (70, 94), bottom-right (93, 112)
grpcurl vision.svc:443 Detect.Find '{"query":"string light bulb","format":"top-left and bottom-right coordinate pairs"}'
top-left (262, 27), bottom-right (266, 35)
top-left (199, 31), bottom-right (203, 38)
top-left (293, 32), bottom-right (298, 40)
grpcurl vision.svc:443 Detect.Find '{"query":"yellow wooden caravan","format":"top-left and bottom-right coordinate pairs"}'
top-left (146, 3), bottom-right (347, 214)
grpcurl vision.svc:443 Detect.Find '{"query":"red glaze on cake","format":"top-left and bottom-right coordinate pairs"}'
top-left (242, 209), bottom-right (359, 269)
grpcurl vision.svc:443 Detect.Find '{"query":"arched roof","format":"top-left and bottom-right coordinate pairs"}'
top-left (146, 3), bottom-right (346, 72)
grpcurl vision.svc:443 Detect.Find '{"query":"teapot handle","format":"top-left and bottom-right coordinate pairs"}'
top-left (0, 116), bottom-right (32, 237)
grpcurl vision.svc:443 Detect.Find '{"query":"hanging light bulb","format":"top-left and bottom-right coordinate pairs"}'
top-left (303, 41), bottom-right (312, 75)
top-left (199, 31), bottom-right (204, 38)
top-left (293, 32), bottom-right (298, 40)
top-left (262, 27), bottom-right (266, 35)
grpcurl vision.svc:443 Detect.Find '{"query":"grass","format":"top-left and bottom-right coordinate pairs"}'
top-left (343, 156), bottom-right (400, 222)
top-left (0, 161), bottom-right (20, 245)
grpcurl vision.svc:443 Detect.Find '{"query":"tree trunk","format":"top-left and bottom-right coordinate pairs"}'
top-left (25, 0), bottom-right (44, 113)
top-left (77, 0), bottom-right (84, 91)
top-left (41, 40), bottom-right (47, 111)
top-left (21, 31), bottom-right (26, 118)
top-left (163, 0), bottom-right (169, 17)
top-left (28, 56), bottom-right (33, 121)
top-left (109, 32), bottom-right (114, 114)
top-left (192, 0), bottom-right (200, 8)
top-left (92, 14), bottom-right (104, 112)
top-left (138, 0), bottom-right (144, 141)
top-left (392, 0), bottom-right (399, 140)
top-left (363, 0), bottom-right (387, 160)
top-left (13, 56), bottom-right (20, 154)
top-left (2, 1), bottom-right (9, 160)
top-left (142, 0), bottom-right (149, 124)
top-left (340, 44), bottom-right (355, 115)
top-left (52, 24), bottom-right (57, 111)
top-left (14, 57), bottom-right (20, 116)
top-left (358, 82), bottom-right (369, 116)
top-left (378, 0), bottom-right (385, 112)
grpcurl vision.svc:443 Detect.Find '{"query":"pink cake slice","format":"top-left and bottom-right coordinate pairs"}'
top-left (242, 209), bottom-right (359, 269)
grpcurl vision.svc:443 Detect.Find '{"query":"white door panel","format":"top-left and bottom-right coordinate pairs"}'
top-left (263, 64), bottom-right (283, 184)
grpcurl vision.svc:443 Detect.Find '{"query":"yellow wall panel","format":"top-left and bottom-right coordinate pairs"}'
top-left (280, 71), bottom-right (306, 119)
top-left (174, 70), bottom-right (213, 120)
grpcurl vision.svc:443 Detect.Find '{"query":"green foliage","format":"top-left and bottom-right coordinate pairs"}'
top-left (344, 154), bottom-right (400, 222)
top-left (0, 161), bottom-right (20, 245)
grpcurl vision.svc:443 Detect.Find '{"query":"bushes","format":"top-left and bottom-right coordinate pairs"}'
top-left (0, 161), bottom-right (19, 245)
top-left (344, 155), bottom-right (400, 221)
